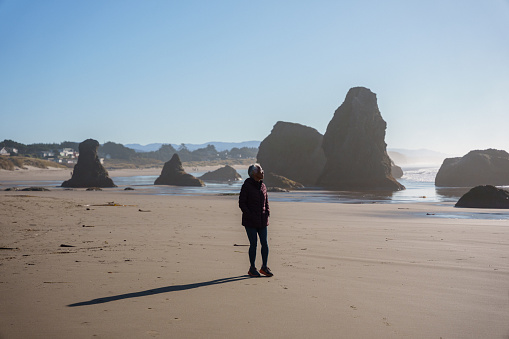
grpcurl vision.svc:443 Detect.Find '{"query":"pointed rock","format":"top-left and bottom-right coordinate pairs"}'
top-left (317, 87), bottom-right (404, 191)
top-left (154, 154), bottom-right (204, 186)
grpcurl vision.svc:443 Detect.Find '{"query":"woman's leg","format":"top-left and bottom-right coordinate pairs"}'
top-left (257, 227), bottom-right (269, 268)
top-left (244, 227), bottom-right (258, 267)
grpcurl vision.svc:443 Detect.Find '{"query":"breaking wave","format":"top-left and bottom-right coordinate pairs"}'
top-left (401, 166), bottom-right (439, 183)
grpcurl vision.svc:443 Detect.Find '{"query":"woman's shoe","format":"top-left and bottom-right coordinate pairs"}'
top-left (248, 266), bottom-right (261, 277)
top-left (259, 266), bottom-right (273, 277)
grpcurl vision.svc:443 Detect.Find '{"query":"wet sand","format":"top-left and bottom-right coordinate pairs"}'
top-left (0, 170), bottom-right (508, 338)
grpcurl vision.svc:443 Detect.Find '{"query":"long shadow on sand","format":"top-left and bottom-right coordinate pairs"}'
top-left (67, 275), bottom-right (250, 307)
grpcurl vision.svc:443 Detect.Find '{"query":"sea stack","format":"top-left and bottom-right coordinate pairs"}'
top-left (199, 165), bottom-right (242, 182)
top-left (435, 149), bottom-right (509, 187)
top-left (154, 154), bottom-right (204, 186)
top-left (61, 139), bottom-right (116, 188)
top-left (257, 121), bottom-right (326, 186)
top-left (317, 87), bottom-right (404, 191)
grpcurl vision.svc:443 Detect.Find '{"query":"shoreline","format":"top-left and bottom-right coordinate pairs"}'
top-left (0, 166), bottom-right (480, 207)
top-left (0, 190), bottom-right (507, 338)
top-left (0, 165), bottom-right (245, 182)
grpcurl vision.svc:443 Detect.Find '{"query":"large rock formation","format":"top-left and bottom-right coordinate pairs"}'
top-left (199, 165), bottom-right (242, 182)
top-left (61, 139), bottom-right (116, 188)
top-left (257, 121), bottom-right (326, 186)
top-left (455, 185), bottom-right (509, 208)
top-left (435, 149), bottom-right (509, 187)
top-left (154, 154), bottom-right (204, 186)
top-left (317, 87), bottom-right (404, 191)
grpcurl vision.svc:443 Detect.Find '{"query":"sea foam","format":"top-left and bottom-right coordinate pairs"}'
top-left (401, 166), bottom-right (439, 183)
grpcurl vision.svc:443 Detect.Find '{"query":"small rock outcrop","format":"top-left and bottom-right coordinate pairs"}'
top-left (267, 187), bottom-right (289, 192)
top-left (257, 121), bottom-right (326, 186)
top-left (21, 187), bottom-right (50, 191)
top-left (199, 165), bottom-right (242, 182)
top-left (154, 154), bottom-right (204, 186)
top-left (263, 172), bottom-right (304, 190)
top-left (317, 87), bottom-right (404, 191)
top-left (435, 149), bottom-right (509, 187)
top-left (61, 139), bottom-right (116, 188)
top-left (391, 160), bottom-right (404, 179)
top-left (455, 185), bottom-right (509, 208)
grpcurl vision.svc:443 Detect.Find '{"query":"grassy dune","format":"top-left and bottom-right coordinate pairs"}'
top-left (0, 156), bottom-right (70, 170)
top-left (0, 156), bottom-right (255, 171)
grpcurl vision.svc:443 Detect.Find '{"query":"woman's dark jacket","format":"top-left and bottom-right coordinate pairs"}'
top-left (239, 177), bottom-right (270, 228)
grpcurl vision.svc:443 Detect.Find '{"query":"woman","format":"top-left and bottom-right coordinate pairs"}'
top-left (238, 164), bottom-right (273, 277)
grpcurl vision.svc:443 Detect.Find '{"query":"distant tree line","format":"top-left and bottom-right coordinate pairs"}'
top-left (99, 142), bottom-right (258, 162)
top-left (0, 139), bottom-right (79, 156)
top-left (0, 139), bottom-right (258, 162)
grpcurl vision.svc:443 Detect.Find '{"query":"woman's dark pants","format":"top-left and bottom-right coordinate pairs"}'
top-left (244, 226), bottom-right (268, 268)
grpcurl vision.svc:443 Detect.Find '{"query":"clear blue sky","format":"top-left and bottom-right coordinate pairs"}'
top-left (1, 0), bottom-right (508, 156)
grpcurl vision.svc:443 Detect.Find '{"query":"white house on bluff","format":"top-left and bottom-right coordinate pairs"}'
top-left (60, 148), bottom-right (77, 158)
top-left (0, 147), bottom-right (18, 156)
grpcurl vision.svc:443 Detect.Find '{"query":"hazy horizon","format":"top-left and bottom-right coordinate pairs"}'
top-left (1, 1), bottom-right (508, 155)
top-left (1, 137), bottom-right (457, 157)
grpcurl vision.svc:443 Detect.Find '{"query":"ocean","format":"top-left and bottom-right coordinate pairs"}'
top-left (1, 166), bottom-right (470, 204)
top-left (5, 166), bottom-right (509, 220)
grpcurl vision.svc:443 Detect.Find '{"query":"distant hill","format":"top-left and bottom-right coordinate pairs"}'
top-left (124, 143), bottom-right (164, 152)
top-left (387, 148), bottom-right (452, 166)
top-left (125, 141), bottom-right (261, 152)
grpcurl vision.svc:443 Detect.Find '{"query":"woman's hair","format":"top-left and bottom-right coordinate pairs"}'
top-left (248, 163), bottom-right (261, 177)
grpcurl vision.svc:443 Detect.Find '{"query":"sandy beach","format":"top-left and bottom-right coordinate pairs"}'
top-left (0, 170), bottom-right (508, 338)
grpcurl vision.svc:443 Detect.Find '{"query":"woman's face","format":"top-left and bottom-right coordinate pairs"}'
top-left (253, 166), bottom-right (264, 181)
